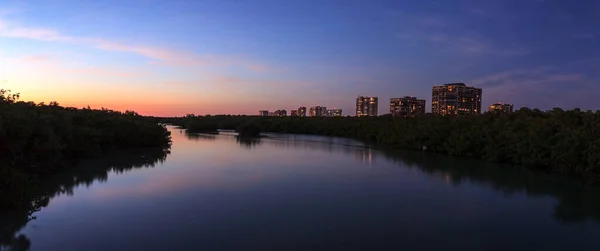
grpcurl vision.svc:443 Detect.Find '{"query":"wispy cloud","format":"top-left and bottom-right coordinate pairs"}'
top-left (471, 67), bottom-right (594, 108)
top-left (0, 7), bottom-right (21, 16)
top-left (572, 34), bottom-right (595, 39)
top-left (415, 16), bottom-right (447, 28)
top-left (0, 20), bottom-right (206, 66)
top-left (458, 36), bottom-right (530, 56)
top-left (8, 52), bottom-right (141, 77)
top-left (0, 24), bottom-right (70, 41)
top-left (64, 66), bottom-right (140, 77)
top-left (389, 7), bottom-right (529, 58)
top-left (397, 31), bottom-right (529, 57)
top-left (472, 67), bottom-right (584, 89)
top-left (0, 16), bottom-right (268, 69)
top-left (165, 74), bottom-right (317, 90)
top-left (467, 9), bottom-right (488, 17)
top-left (164, 81), bottom-right (188, 85)
top-left (92, 39), bottom-right (208, 66)
top-left (21, 54), bottom-right (59, 63)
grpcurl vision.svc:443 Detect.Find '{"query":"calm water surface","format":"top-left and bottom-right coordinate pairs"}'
top-left (3, 126), bottom-right (600, 251)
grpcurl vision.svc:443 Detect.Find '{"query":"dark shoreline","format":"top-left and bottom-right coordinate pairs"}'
top-left (162, 109), bottom-right (600, 184)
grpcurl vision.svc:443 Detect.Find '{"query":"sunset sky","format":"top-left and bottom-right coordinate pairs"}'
top-left (1, 0), bottom-right (599, 116)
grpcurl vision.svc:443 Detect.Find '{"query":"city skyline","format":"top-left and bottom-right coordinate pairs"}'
top-left (356, 96), bottom-right (378, 117)
top-left (390, 96), bottom-right (426, 117)
top-left (1, 0), bottom-right (599, 116)
top-left (432, 83), bottom-right (482, 115)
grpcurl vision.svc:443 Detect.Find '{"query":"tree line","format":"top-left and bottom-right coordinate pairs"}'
top-left (0, 90), bottom-right (172, 210)
top-left (165, 108), bottom-right (600, 182)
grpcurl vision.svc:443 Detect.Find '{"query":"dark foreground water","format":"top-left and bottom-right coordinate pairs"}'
top-left (2, 126), bottom-right (600, 251)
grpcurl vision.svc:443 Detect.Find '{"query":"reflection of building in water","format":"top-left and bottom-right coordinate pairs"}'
top-left (259, 134), bottom-right (367, 157)
top-left (354, 148), bottom-right (373, 164)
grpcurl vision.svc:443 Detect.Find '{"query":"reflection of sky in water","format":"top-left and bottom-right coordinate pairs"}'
top-left (12, 126), bottom-right (600, 251)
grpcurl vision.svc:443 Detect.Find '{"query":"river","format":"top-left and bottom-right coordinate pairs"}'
top-left (2, 126), bottom-right (600, 251)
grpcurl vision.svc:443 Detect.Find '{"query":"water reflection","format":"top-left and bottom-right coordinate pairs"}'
top-left (184, 131), bottom-right (216, 141)
top-left (236, 136), bottom-right (261, 149)
top-left (261, 133), bottom-right (365, 155)
top-left (354, 148), bottom-right (373, 164)
top-left (3, 130), bottom-right (600, 250)
top-left (255, 133), bottom-right (600, 224)
top-left (228, 132), bottom-right (600, 225)
top-left (377, 148), bottom-right (600, 224)
top-left (0, 147), bottom-right (170, 251)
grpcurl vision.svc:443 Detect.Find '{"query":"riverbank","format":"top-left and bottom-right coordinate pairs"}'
top-left (0, 92), bottom-right (172, 210)
top-left (5, 125), bottom-right (600, 251)
top-left (163, 108), bottom-right (600, 182)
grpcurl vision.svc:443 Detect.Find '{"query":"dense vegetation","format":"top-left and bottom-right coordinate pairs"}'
top-left (166, 108), bottom-right (600, 181)
top-left (236, 121), bottom-right (262, 138)
top-left (0, 90), bottom-right (171, 210)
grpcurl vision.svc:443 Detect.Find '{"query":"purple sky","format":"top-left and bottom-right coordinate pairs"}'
top-left (0, 0), bottom-right (599, 116)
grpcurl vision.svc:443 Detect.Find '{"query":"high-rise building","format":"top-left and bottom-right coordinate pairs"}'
top-left (259, 110), bottom-right (269, 116)
top-left (390, 96), bottom-right (426, 117)
top-left (310, 106), bottom-right (326, 117)
top-left (488, 103), bottom-right (513, 113)
top-left (324, 109), bottom-right (343, 117)
top-left (274, 109), bottom-right (287, 117)
top-left (298, 107), bottom-right (307, 117)
top-left (432, 83), bottom-right (482, 115)
top-left (332, 109), bottom-right (342, 117)
top-left (356, 96), bottom-right (378, 117)
top-left (290, 110), bottom-right (299, 116)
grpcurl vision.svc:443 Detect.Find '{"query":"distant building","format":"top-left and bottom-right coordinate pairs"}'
top-left (290, 110), bottom-right (299, 116)
top-left (356, 96), bottom-right (378, 117)
top-left (325, 109), bottom-right (343, 117)
top-left (488, 103), bottom-right (513, 113)
top-left (390, 96), bottom-right (426, 117)
top-left (274, 109), bottom-right (287, 117)
top-left (259, 110), bottom-right (269, 116)
top-left (298, 107), bottom-right (307, 117)
top-left (310, 106), bottom-right (326, 117)
top-left (332, 109), bottom-right (342, 117)
top-left (432, 83), bottom-right (482, 115)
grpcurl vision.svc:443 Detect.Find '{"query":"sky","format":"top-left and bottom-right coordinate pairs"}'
top-left (0, 0), bottom-right (599, 116)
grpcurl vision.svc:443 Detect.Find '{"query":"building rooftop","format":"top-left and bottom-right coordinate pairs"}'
top-left (444, 83), bottom-right (466, 86)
